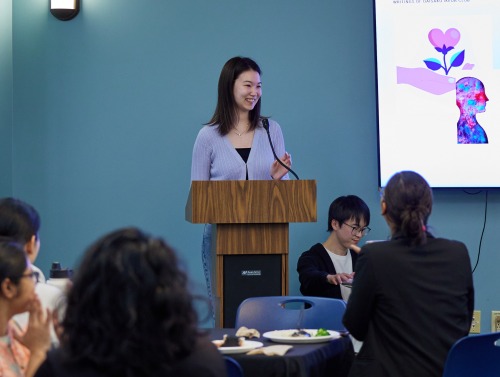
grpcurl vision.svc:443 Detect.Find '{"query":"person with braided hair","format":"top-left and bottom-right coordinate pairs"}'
top-left (343, 171), bottom-right (474, 377)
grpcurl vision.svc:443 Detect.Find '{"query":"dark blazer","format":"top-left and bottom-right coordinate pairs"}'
top-left (343, 234), bottom-right (474, 377)
top-left (297, 243), bottom-right (358, 299)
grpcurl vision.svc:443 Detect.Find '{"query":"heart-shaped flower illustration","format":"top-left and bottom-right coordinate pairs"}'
top-left (424, 28), bottom-right (464, 75)
top-left (428, 28), bottom-right (461, 50)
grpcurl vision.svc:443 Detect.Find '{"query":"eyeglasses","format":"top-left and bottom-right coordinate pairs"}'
top-left (19, 271), bottom-right (39, 283)
top-left (342, 223), bottom-right (371, 236)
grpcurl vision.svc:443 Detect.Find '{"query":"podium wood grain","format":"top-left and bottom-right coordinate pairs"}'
top-left (186, 180), bottom-right (316, 224)
top-left (186, 180), bottom-right (316, 327)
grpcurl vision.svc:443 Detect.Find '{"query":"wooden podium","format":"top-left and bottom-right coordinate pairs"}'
top-left (186, 180), bottom-right (316, 327)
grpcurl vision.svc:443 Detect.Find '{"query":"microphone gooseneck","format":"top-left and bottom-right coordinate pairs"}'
top-left (262, 118), bottom-right (299, 180)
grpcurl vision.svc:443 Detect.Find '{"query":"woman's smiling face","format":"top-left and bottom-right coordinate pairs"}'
top-left (233, 69), bottom-right (262, 115)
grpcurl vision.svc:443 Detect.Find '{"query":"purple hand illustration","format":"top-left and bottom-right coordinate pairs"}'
top-left (397, 67), bottom-right (456, 95)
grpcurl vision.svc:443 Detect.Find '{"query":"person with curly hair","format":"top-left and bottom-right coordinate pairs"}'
top-left (34, 227), bottom-right (226, 377)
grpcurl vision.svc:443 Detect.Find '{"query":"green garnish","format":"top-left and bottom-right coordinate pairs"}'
top-left (315, 328), bottom-right (329, 337)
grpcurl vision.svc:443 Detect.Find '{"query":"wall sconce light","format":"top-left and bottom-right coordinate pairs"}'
top-left (51, 0), bottom-right (80, 21)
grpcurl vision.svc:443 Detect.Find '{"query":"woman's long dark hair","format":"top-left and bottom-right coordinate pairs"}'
top-left (206, 56), bottom-right (262, 135)
top-left (60, 227), bottom-right (199, 376)
top-left (384, 171), bottom-right (433, 246)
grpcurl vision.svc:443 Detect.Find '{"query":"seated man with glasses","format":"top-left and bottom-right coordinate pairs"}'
top-left (297, 195), bottom-right (371, 301)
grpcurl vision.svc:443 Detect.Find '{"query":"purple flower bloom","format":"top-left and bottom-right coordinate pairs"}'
top-left (428, 28), bottom-right (460, 50)
top-left (424, 28), bottom-right (464, 75)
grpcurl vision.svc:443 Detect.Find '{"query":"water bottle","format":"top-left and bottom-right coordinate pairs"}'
top-left (46, 262), bottom-right (73, 291)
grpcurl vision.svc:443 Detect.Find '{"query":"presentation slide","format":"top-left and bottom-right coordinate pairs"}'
top-left (375, 0), bottom-right (500, 188)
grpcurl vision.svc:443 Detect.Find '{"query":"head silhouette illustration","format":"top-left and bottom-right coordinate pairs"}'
top-left (456, 77), bottom-right (489, 144)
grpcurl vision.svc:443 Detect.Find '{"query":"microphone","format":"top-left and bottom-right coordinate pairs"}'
top-left (262, 118), bottom-right (299, 180)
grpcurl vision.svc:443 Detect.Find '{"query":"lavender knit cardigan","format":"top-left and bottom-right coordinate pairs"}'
top-left (191, 119), bottom-right (289, 181)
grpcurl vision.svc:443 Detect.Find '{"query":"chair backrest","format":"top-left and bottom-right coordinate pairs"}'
top-left (235, 296), bottom-right (347, 334)
top-left (442, 332), bottom-right (500, 377)
top-left (225, 356), bottom-right (244, 377)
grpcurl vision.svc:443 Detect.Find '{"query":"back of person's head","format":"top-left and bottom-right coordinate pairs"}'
top-left (327, 195), bottom-right (371, 232)
top-left (456, 76), bottom-right (485, 109)
top-left (209, 56), bottom-right (263, 134)
top-left (383, 171), bottom-right (433, 246)
top-left (0, 198), bottom-right (40, 244)
top-left (0, 241), bottom-right (27, 288)
top-left (61, 227), bottom-right (199, 375)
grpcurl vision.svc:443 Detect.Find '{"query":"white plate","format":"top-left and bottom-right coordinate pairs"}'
top-left (263, 329), bottom-right (340, 344)
top-left (212, 339), bottom-right (264, 354)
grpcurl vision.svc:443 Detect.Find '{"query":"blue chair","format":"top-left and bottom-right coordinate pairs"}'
top-left (235, 296), bottom-right (347, 334)
top-left (225, 356), bottom-right (244, 377)
top-left (442, 332), bottom-right (500, 377)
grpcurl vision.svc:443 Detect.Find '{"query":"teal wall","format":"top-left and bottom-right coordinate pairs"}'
top-left (8, 0), bottom-right (500, 330)
top-left (0, 0), bottom-right (12, 196)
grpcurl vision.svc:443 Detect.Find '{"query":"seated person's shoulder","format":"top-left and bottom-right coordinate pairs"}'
top-left (429, 237), bottom-right (468, 253)
top-left (301, 243), bottom-right (324, 256)
top-left (297, 244), bottom-right (324, 266)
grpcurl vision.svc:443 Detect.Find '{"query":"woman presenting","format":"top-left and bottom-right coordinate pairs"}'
top-left (191, 56), bottom-right (292, 319)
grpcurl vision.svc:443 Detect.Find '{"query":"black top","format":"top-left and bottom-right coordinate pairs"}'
top-left (236, 148), bottom-right (250, 163)
top-left (343, 234), bottom-right (474, 377)
top-left (236, 148), bottom-right (251, 180)
top-left (297, 243), bottom-right (358, 299)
